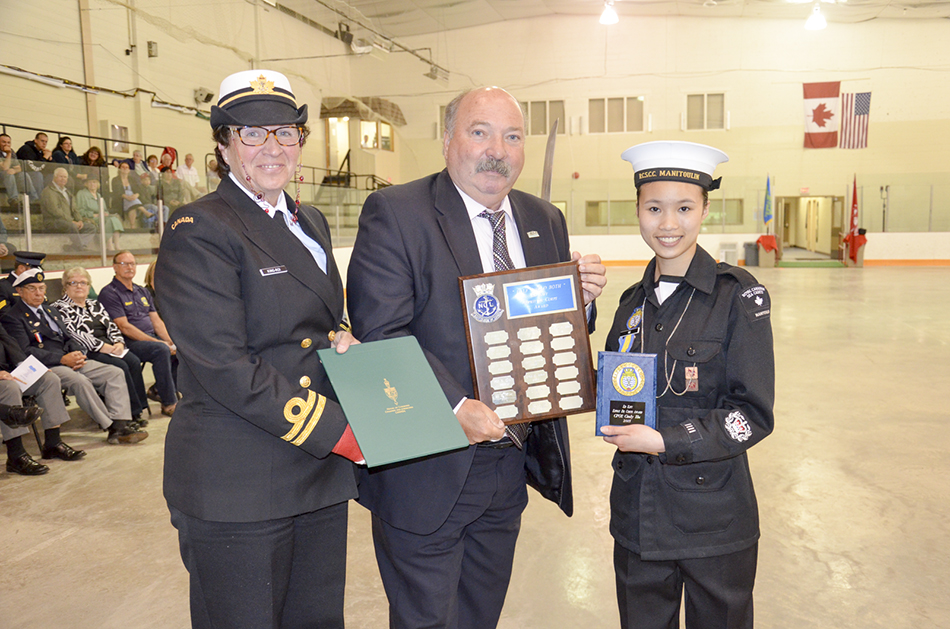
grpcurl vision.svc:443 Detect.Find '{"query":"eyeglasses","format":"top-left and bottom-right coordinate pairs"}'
top-left (66, 280), bottom-right (89, 287)
top-left (20, 284), bottom-right (46, 293)
top-left (114, 261), bottom-right (136, 267)
top-left (232, 126), bottom-right (302, 147)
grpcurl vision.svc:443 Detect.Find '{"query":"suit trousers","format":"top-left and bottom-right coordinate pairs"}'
top-left (127, 339), bottom-right (177, 406)
top-left (0, 371), bottom-right (70, 441)
top-left (169, 502), bottom-right (348, 629)
top-left (90, 350), bottom-right (147, 417)
top-left (372, 444), bottom-right (529, 629)
top-left (51, 360), bottom-right (131, 428)
top-left (614, 542), bottom-right (757, 629)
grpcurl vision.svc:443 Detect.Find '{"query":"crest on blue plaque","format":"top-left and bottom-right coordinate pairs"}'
top-left (471, 283), bottom-right (503, 323)
top-left (596, 351), bottom-right (657, 436)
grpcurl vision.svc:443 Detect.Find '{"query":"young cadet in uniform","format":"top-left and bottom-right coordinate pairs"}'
top-left (601, 141), bottom-right (774, 629)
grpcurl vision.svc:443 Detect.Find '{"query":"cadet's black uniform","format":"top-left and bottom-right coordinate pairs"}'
top-left (605, 245), bottom-right (774, 629)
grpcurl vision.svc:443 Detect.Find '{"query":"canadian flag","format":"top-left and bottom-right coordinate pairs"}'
top-left (803, 81), bottom-right (840, 149)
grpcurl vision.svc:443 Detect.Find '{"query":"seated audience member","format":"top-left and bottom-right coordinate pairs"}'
top-left (1, 269), bottom-right (147, 445)
top-left (80, 146), bottom-right (107, 170)
top-left (52, 137), bottom-right (88, 192)
top-left (1, 133), bottom-right (35, 206)
top-left (41, 168), bottom-right (96, 251)
top-left (76, 177), bottom-right (124, 251)
top-left (16, 133), bottom-right (53, 195)
top-left (206, 159), bottom-right (221, 193)
top-left (0, 251), bottom-right (45, 317)
top-left (145, 154), bottom-right (161, 183)
top-left (176, 153), bottom-right (203, 202)
top-left (158, 168), bottom-right (185, 216)
top-left (0, 322), bottom-right (88, 476)
top-left (159, 151), bottom-right (175, 173)
top-left (138, 172), bottom-right (161, 227)
top-left (55, 266), bottom-right (148, 423)
top-left (143, 260), bottom-right (158, 312)
top-left (111, 161), bottom-right (149, 227)
top-left (124, 150), bottom-right (150, 178)
top-left (98, 251), bottom-right (177, 416)
top-left (52, 137), bottom-right (80, 165)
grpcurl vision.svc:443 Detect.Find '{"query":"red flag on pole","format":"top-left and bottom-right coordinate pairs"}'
top-left (842, 176), bottom-right (866, 263)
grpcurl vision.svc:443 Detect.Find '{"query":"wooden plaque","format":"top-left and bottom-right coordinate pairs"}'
top-left (458, 261), bottom-right (595, 425)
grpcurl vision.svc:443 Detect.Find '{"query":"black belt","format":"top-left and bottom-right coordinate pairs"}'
top-left (477, 438), bottom-right (515, 449)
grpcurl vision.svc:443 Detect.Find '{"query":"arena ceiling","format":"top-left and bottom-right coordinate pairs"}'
top-left (276, 0), bottom-right (950, 39)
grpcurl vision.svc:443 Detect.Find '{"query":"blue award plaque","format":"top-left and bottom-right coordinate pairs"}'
top-left (596, 351), bottom-right (657, 436)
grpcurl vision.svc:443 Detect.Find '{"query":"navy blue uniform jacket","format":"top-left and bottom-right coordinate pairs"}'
top-left (155, 176), bottom-right (357, 522)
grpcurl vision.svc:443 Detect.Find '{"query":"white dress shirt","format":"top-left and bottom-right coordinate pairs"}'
top-left (454, 185), bottom-right (526, 273)
top-left (228, 173), bottom-right (327, 273)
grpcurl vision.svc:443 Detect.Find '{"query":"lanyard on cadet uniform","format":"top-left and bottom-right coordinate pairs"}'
top-left (622, 284), bottom-right (698, 398)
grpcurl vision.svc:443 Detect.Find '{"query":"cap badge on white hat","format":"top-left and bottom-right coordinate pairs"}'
top-left (249, 75), bottom-right (276, 95)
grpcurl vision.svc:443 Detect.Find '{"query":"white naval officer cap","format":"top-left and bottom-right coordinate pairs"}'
top-left (210, 69), bottom-right (307, 128)
top-left (621, 141), bottom-right (729, 191)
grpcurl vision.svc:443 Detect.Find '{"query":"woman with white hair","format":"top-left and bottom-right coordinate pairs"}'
top-left (54, 266), bottom-right (147, 423)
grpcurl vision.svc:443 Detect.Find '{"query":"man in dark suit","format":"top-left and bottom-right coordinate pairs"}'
top-left (155, 69), bottom-right (363, 629)
top-left (0, 250), bottom-right (44, 317)
top-left (0, 320), bottom-right (82, 476)
top-left (2, 269), bottom-right (146, 446)
top-left (347, 86), bottom-right (607, 629)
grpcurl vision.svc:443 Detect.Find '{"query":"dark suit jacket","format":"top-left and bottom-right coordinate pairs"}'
top-left (2, 300), bottom-right (80, 366)
top-left (155, 176), bottom-right (357, 522)
top-left (0, 320), bottom-right (27, 372)
top-left (348, 169), bottom-right (587, 535)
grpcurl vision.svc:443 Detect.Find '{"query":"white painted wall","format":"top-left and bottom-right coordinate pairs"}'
top-left (3, 5), bottom-right (948, 262)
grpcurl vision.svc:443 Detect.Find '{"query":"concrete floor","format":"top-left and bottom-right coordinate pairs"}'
top-left (2, 264), bottom-right (949, 628)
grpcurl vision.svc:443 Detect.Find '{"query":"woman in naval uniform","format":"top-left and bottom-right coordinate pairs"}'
top-left (601, 141), bottom-right (775, 629)
top-left (155, 69), bottom-right (363, 629)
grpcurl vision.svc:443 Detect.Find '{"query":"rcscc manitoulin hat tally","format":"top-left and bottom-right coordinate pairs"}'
top-left (209, 69), bottom-right (308, 128)
top-left (621, 141), bottom-right (729, 191)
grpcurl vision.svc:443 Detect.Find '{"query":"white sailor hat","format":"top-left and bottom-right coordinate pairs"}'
top-left (621, 141), bottom-right (729, 191)
top-left (210, 69), bottom-right (308, 128)
top-left (12, 267), bottom-right (45, 288)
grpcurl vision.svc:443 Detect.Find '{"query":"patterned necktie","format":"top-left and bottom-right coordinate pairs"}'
top-left (479, 209), bottom-right (529, 449)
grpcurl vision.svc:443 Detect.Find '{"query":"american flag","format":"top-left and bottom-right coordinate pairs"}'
top-left (839, 92), bottom-right (871, 149)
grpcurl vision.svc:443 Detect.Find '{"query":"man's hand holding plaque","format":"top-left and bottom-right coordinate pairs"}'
top-left (458, 261), bottom-right (596, 424)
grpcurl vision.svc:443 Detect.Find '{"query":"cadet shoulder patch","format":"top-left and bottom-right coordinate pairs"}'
top-left (169, 215), bottom-right (196, 231)
top-left (738, 284), bottom-right (770, 321)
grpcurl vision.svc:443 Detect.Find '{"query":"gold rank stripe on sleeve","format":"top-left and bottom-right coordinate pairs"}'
top-left (281, 390), bottom-right (327, 446)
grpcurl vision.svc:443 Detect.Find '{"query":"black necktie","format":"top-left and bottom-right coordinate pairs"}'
top-left (479, 210), bottom-right (529, 449)
top-left (38, 308), bottom-right (61, 338)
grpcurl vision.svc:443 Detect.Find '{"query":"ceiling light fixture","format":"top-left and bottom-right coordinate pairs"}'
top-left (600, 1), bottom-right (619, 25)
top-left (805, 3), bottom-right (827, 29)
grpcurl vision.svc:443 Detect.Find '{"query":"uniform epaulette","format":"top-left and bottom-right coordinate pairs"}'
top-left (716, 263), bottom-right (770, 321)
top-left (715, 262), bottom-right (760, 291)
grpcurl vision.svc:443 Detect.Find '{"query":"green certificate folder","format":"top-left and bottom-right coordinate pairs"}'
top-left (317, 336), bottom-right (469, 467)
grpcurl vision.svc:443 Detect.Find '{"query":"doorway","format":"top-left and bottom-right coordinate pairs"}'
top-left (777, 195), bottom-right (844, 260)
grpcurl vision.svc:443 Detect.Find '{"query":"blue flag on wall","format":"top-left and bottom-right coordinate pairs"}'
top-left (763, 176), bottom-right (774, 230)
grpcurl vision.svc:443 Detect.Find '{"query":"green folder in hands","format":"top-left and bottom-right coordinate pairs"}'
top-left (318, 336), bottom-right (469, 467)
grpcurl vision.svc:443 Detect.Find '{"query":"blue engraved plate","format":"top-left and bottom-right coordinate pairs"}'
top-left (596, 351), bottom-right (657, 436)
top-left (503, 275), bottom-right (577, 320)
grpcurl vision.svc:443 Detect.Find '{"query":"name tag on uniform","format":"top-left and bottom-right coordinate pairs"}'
top-left (527, 230), bottom-right (540, 238)
top-left (260, 265), bottom-right (288, 277)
